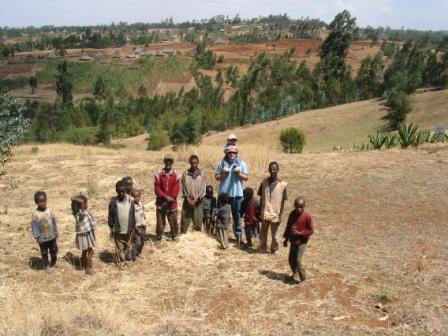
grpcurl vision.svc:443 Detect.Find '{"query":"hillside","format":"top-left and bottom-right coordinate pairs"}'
top-left (202, 89), bottom-right (448, 153)
top-left (0, 138), bottom-right (448, 334)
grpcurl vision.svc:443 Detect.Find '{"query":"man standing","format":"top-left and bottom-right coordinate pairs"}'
top-left (215, 145), bottom-right (249, 246)
top-left (180, 155), bottom-right (206, 234)
top-left (258, 161), bottom-right (287, 254)
top-left (154, 154), bottom-right (180, 241)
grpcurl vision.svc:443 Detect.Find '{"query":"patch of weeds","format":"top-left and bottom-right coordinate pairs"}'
top-left (31, 146), bottom-right (39, 154)
top-left (86, 175), bottom-right (98, 198)
top-left (104, 143), bottom-right (125, 150)
top-left (372, 288), bottom-right (396, 303)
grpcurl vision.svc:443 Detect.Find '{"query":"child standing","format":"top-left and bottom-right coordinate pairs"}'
top-left (108, 180), bottom-right (136, 268)
top-left (31, 191), bottom-right (59, 272)
top-left (213, 193), bottom-right (231, 249)
top-left (71, 195), bottom-right (97, 275)
top-left (202, 185), bottom-right (217, 234)
top-left (240, 187), bottom-right (260, 248)
top-left (258, 161), bottom-right (287, 254)
top-left (283, 197), bottom-right (314, 283)
top-left (131, 189), bottom-right (146, 258)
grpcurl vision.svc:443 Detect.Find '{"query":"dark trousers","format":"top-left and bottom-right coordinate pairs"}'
top-left (113, 232), bottom-right (133, 262)
top-left (228, 196), bottom-right (243, 238)
top-left (39, 239), bottom-right (58, 268)
top-left (156, 208), bottom-right (178, 239)
top-left (181, 201), bottom-right (203, 233)
top-left (134, 225), bottom-right (146, 255)
top-left (288, 243), bottom-right (307, 281)
top-left (244, 224), bottom-right (258, 247)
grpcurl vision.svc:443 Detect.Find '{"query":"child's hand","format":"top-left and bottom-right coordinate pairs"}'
top-left (165, 196), bottom-right (174, 203)
top-left (283, 239), bottom-right (288, 247)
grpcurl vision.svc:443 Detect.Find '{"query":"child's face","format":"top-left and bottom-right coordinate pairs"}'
top-left (243, 193), bottom-right (252, 201)
top-left (294, 202), bottom-right (305, 214)
top-left (164, 159), bottom-right (173, 170)
top-left (268, 164), bottom-right (279, 179)
top-left (125, 180), bottom-right (133, 194)
top-left (132, 192), bottom-right (141, 204)
top-left (36, 195), bottom-right (47, 210)
top-left (116, 186), bottom-right (126, 200)
top-left (189, 158), bottom-right (199, 171)
top-left (206, 188), bottom-right (213, 197)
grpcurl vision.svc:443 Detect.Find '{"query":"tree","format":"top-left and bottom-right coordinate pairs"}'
top-left (93, 76), bottom-right (107, 100)
top-left (56, 60), bottom-right (73, 105)
top-left (29, 76), bottom-right (38, 94)
top-left (318, 10), bottom-right (357, 82)
top-left (383, 91), bottom-right (413, 130)
top-left (279, 127), bottom-right (306, 153)
top-left (0, 93), bottom-right (29, 167)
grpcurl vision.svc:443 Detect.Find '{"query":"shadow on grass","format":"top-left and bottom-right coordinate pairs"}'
top-left (99, 250), bottom-right (116, 264)
top-left (28, 257), bottom-right (43, 270)
top-left (259, 269), bottom-right (295, 285)
top-left (64, 252), bottom-right (81, 270)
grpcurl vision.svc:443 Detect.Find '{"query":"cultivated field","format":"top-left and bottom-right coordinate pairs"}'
top-left (6, 39), bottom-right (381, 101)
top-left (1, 110), bottom-right (448, 334)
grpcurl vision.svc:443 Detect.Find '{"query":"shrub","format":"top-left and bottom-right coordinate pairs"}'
top-left (431, 123), bottom-right (448, 143)
top-left (384, 134), bottom-right (397, 149)
top-left (279, 127), bottom-right (306, 153)
top-left (397, 123), bottom-right (419, 148)
top-left (416, 129), bottom-right (431, 145)
top-left (58, 127), bottom-right (99, 145)
top-left (148, 129), bottom-right (170, 150)
top-left (0, 93), bottom-right (29, 168)
top-left (368, 131), bottom-right (387, 150)
top-left (372, 289), bottom-right (395, 303)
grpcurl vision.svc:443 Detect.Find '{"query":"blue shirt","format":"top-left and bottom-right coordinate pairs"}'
top-left (215, 157), bottom-right (248, 197)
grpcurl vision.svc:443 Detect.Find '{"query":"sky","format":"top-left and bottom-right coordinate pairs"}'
top-left (0, 0), bottom-right (447, 31)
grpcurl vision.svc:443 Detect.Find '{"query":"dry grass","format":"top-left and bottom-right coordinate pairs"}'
top-left (202, 89), bottom-right (448, 153)
top-left (1, 140), bottom-right (448, 335)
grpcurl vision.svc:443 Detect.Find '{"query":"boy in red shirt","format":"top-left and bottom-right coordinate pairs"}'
top-left (154, 154), bottom-right (180, 241)
top-left (283, 197), bottom-right (314, 283)
top-left (240, 187), bottom-right (260, 249)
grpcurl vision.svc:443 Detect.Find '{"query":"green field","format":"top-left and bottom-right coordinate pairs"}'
top-left (36, 55), bottom-right (192, 96)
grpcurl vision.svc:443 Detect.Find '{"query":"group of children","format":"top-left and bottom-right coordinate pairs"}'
top-left (31, 176), bottom-right (147, 274)
top-left (31, 134), bottom-right (314, 283)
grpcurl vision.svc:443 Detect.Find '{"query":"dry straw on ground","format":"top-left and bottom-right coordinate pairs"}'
top-left (1, 140), bottom-right (448, 335)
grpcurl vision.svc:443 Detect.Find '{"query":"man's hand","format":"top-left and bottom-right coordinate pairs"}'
top-left (187, 197), bottom-right (196, 207)
top-left (283, 239), bottom-right (288, 247)
top-left (222, 167), bottom-right (230, 174)
top-left (234, 166), bottom-right (241, 174)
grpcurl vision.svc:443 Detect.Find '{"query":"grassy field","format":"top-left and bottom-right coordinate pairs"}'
top-left (35, 55), bottom-right (192, 96)
top-left (202, 89), bottom-right (448, 153)
top-left (0, 131), bottom-right (447, 335)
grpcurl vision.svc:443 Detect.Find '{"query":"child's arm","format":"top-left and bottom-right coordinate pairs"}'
top-left (31, 216), bottom-right (41, 242)
top-left (282, 212), bottom-right (294, 246)
top-left (51, 211), bottom-right (58, 239)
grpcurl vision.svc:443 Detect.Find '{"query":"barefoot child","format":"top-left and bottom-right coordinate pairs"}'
top-left (283, 197), bottom-right (314, 283)
top-left (131, 189), bottom-right (146, 258)
top-left (240, 187), bottom-right (260, 248)
top-left (108, 180), bottom-right (136, 268)
top-left (202, 185), bottom-right (217, 234)
top-left (71, 195), bottom-right (97, 275)
top-left (31, 191), bottom-right (59, 272)
top-left (213, 193), bottom-right (231, 249)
